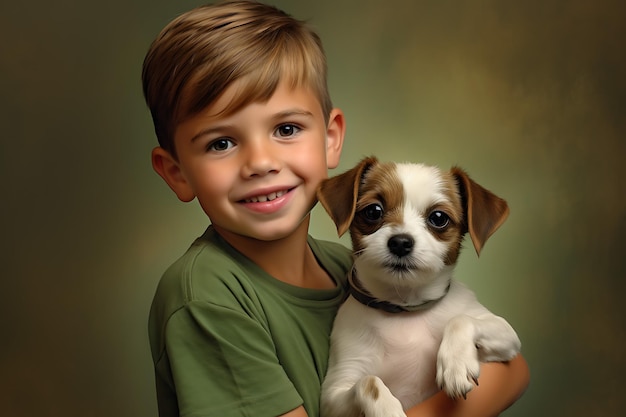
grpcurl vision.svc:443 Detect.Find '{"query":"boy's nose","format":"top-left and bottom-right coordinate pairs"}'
top-left (241, 140), bottom-right (281, 177)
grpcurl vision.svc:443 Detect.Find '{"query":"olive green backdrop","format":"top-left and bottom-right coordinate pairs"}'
top-left (1, 0), bottom-right (624, 416)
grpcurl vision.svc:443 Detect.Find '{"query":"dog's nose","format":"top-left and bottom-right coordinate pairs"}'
top-left (388, 234), bottom-right (414, 257)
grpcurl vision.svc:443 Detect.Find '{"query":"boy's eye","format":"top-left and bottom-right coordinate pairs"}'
top-left (207, 138), bottom-right (234, 152)
top-left (274, 124), bottom-right (301, 138)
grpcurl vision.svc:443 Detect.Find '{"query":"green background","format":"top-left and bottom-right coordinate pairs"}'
top-left (1, 0), bottom-right (624, 416)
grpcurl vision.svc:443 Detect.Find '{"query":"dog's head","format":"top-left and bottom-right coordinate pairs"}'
top-left (317, 157), bottom-right (509, 305)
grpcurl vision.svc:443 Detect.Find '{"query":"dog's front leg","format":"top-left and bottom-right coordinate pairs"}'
top-left (436, 313), bottom-right (521, 399)
top-left (322, 373), bottom-right (406, 417)
top-left (354, 375), bottom-right (406, 417)
top-left (321, 309), bottom-right (407, 417)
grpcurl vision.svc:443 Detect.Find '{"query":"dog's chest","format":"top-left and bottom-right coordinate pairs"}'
top-left (335, 299), bottom-right (445, 405)
top-left (376, 310), bottom-right (442, 404)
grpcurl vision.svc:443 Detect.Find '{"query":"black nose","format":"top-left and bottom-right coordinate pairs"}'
top-left (387, 234), bottom-right (414, 257)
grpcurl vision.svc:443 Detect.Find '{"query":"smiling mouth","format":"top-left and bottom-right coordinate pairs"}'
top-left (243, 189), bottom-right (290, 203)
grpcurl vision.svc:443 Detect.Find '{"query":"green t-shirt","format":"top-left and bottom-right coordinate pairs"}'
top-left (149, 226), bottom-right (352, 417)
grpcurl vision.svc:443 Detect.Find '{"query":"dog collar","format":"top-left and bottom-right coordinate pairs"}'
top-left (347, 269), bottom-right (450, 314)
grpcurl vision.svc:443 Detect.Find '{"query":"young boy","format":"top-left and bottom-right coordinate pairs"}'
top-left (142, 1), bottom-right (529, 417)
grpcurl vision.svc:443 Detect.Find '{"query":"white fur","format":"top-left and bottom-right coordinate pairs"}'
top-left (320, 163), bottom-right (521, 417)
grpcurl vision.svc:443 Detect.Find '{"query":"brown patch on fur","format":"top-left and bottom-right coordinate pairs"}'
top-left (437, 171), bottom-right (466, 265)
top-left (428, 203), bottom-right (464, 266)
top-left (317, 157), bottom-right (407, 254)
top-left (363, 376), bottom-right (380, 400)
top-left (351, 162), bottom-right (405, 252)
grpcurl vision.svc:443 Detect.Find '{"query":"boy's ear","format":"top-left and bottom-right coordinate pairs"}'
top-left (151, 147), bottom-right (196, 202)
top-left (325, 108), bottom-right (346, 169)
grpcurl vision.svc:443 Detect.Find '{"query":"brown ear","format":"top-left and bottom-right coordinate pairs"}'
top-left (452, 167), bottom-right (510, 256)
top-left (317, 156), bottom-right (378, 236)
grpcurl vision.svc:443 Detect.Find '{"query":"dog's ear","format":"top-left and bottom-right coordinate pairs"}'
top-left (452, 167), bottom-right (509, 256)
top-left (317, 156), bottom-right (378, 236)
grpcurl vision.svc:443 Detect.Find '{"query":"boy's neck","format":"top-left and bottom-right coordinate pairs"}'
top-left (213, 217), bottom-right (336, 290)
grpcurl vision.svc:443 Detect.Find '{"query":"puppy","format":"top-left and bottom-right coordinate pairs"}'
top-left (318, 157), bottom-right (521, 417)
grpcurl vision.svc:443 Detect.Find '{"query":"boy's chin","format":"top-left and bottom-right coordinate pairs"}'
top-left (214, 217), bottom-right (311, 243)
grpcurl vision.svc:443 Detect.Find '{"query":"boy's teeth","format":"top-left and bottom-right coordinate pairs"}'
top-left (245, 190), bottom-right (285, 203)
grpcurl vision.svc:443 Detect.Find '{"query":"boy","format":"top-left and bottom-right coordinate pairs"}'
top-left (142, 1), bottom-right (529, 417)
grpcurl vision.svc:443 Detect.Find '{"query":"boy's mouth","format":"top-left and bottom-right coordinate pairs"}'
top-left (243, 189), bottom-right (289, 203)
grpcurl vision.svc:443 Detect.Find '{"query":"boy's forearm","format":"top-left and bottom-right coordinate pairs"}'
top-left (405, 355), bottom-right (530, 417)
top-left (279, 405), bottom-right (309, 417)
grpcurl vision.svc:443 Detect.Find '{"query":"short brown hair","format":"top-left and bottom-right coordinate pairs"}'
top-left (142, 0), bottom-right (333, 157)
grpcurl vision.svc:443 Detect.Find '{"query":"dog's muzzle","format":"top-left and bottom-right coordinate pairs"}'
top-left (387, 234), bottom-right (414, 257)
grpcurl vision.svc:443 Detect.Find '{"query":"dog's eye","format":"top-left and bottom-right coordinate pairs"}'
top-left (361, 204), bottom-right (384, 222)
top-left (428, 211), bottom-right (450, 229)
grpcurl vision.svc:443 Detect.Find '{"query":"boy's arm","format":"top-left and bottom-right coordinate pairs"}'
top-left (284, 356), bottom-right (528, 417)
top-left (405, 355), bottom-right (529, 417)
top-left (160, 301), bottom-right (305, 417)
top-left (279, 406), bottom-right (309, 417)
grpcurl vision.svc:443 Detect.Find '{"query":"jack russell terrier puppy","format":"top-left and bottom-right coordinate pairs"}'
top-left (317, 157), bottom-right (521, 417)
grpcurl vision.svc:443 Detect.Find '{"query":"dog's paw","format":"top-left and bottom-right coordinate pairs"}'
top-left (354, 375), bottom-right (406, 417)
top-left (436, 341), bottom-right (480, 399)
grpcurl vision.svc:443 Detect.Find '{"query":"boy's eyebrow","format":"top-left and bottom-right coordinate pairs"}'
top-left (189, 125), bottom-right (233, 143)
top-left (272, 109), bottom-right (315, 120)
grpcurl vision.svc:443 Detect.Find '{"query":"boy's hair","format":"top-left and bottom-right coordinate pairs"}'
top-left (142, 0), bottom-right (333, 157)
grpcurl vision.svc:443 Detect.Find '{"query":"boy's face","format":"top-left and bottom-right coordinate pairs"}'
top-left (153, 81), bottom-right (345, 242)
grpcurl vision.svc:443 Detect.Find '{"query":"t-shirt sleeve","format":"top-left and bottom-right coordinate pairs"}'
top-left (162, 300), bottom-right (303, 417)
